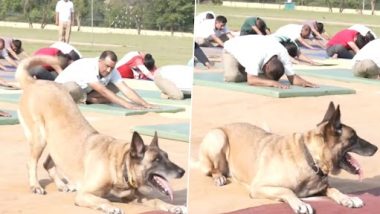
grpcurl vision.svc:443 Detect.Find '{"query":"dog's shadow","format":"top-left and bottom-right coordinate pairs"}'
top-left (329, 175), bottom-right (380, 196)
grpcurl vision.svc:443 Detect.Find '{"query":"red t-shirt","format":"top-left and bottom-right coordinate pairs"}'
top-left (327, 29), bottom-right (358, 49)
top-left (33, 47), bottom-right (61, 71)
top-left (116, 52), bottom-right (155, 80)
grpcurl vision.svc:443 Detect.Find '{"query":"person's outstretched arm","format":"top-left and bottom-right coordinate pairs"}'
top-left (247, 74), bottom-right (289, 89)
top-left (114, 81), bottom-right (156, 108)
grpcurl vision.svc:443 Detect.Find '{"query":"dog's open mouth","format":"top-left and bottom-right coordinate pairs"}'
top-left (149, 174), bottom-right (174, 201)
top-left (341, 153), bottom-right (363, 181)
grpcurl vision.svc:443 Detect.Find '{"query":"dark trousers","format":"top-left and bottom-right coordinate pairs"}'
top-left (326, 45), bottom-right (354, 59)
top-left (29, 66), bottom-right (58, 80)
top-left (194, 42), bottom-right (210, 66)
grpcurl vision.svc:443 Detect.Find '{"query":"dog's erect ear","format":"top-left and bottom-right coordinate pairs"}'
top-left (329, 105), bottom-right (342, 131)
top-left (320, 101), bottom-right (336, 124)
top-left (130, 131), bottom-right (145, 159)
top-left (149, 131), bottom-right (159, 148)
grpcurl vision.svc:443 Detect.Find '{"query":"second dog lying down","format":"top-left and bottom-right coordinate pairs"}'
top-left (16, 56), bottom-right (186, 214)
top-left (198, 102), bottom-right (377, 214)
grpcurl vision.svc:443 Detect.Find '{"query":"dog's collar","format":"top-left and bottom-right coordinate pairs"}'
top-left (302, 143), bottom-right (328, 178)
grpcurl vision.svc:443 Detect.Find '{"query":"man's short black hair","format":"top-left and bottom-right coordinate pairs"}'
top-left (256, 17), bottom-right (268, 35)
top-left (57, 51), bottom-right (72, 69)
top-left (263, 56), bottom-right (285, 81)
top-left (365, 31), bottom-right (375, 43)
top-left (205, 13), bottom-right (214, 19)
top-left (12, 40), bottom-right (23, 54)
top-left (144, 53), bottom-right (155, 71)
top-left (279, 39), bottom-right (298, 58)
top-left (316, 22), bottom-right (324, 33)
top-left (68, 50), bottom-right (81, 61)
top-left (355, 34), bottom-right (368, 49)
top-left (215, 15), bottom-right (227, 24)
top-left (99, 50), bottom-right (118, 62)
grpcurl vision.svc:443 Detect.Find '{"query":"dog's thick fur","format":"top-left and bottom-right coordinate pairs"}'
top-left (16, 56), bottom-right (185, 214)
top-left (199, 102), bottom-right (377, 214)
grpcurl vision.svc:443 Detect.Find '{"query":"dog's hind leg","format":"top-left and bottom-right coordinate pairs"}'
top-left (198, 128), bottom-right (229, 186)
top-left (43, 155), bottom-right (76, 192)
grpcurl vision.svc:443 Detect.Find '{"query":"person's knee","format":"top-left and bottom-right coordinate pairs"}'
top-left (62, 81), bottom-right (87, 103)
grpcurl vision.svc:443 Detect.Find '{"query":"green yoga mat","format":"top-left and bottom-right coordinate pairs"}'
top-left (0, 110), bottom-right (19, 125)
top-left (132, 90), bottom-right (191, 106)
top-left (295, 68), bottom-right (380, 86)
top-left (0, 94), bottom-right (185, 116)
top-left (79, 104), bottom-right (184, 116)
top-left (132, 123), bottom-right (189, 142)
top-left (194, 72), bottom-right (355, 98)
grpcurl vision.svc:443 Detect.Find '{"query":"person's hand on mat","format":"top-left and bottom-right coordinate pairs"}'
top-left (143, 103), bottom-right (159, 109)
top-left (310, 61), bottom-right (324, 66)
top-left (273, 82), bottom-right (290, 89)
top-left (0, 110), bottom-right (11, 117)
top-left (301, 80), bottom-right (319, 88)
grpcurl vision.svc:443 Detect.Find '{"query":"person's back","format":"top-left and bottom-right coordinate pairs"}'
top-left (327, 29), bottom-right (358, 48)
top-left (349, 24), bottom-right (377, 39)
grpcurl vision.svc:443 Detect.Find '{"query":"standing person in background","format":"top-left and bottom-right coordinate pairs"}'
top-left (55, 0), bottom-right (74, 43)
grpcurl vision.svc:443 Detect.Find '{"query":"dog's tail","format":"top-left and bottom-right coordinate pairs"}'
top-left (15, 55), bottom-right (60, 88)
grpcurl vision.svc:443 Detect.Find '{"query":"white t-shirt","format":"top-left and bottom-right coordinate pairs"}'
top-left (224, 35), bottom-right (294, 76)
top-left (55, 57), bottom-right (122, 93)
top-left (55, 0), bottom-right (74, 22)
top-left (50, 41), bottom-right (82, 58)
top-left (352, 39), bottom-right (380, 67)
top-left (156, 65), bottom-right (193, 93)
top-left (349, 24), bottom-right (377, 39)
top-left (194, 19), bottom-right (229, 39)
top-left (274, 24), bottom-right (303, 42)
top-left (194, 11), bottom-right (216, 26)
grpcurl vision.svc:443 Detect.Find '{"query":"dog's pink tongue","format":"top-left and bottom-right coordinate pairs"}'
top-left (346, 154), bottom-right (363, 181)
top-left (154, 175), bottom-right (174, 201)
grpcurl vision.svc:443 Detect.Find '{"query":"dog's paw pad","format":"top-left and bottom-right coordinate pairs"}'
top-left (340, 197), bottom-right (364, 208)
top-left (31, 186), bottom-right (46, 195)
top-left (296, 203), bottom-right (313, 214)
top-left (169, 205), bottom-right (187, 214)
top-left (214, 176), bottom-right (227, 186)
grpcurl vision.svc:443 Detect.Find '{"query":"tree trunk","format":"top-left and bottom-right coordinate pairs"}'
top-left (371, 0), bottom-right (376, 15)
top-left (326, 0), bottom-right (333, 12)
top-left (76, 14), bottom-right (81, 31)
top-left (339, 0), bottom-right (346, 13)
top-left (23, 0), bottom-right (33, 28)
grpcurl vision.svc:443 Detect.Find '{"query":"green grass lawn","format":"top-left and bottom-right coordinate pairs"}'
top-left (197, 4), bottom-right (380, 36)
top-left (0, 26), bottom-right (193, 66)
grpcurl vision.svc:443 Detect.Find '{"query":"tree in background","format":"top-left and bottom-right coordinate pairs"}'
top-left (371, 0), bottom-right (376, 14)
top-left (73, 0), bottom-right (90, 31)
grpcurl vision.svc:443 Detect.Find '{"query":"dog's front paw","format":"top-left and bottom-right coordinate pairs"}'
top-left (101, 206), bottom-right (124, 214)
top-left (214, 175), bottom-right (227, 186)
top-left (169, 205), bottom-right (187, 214)
top-left (58, 184), bottom-right (76, 192)
top-left (31, 186), bottom-right (46, 195)
top-left (293, 202), bottom-right (313, 214)
top-left (339, 196), bottom-right (364, 208)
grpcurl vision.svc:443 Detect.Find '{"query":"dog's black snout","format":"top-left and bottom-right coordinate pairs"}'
top-left (177, 168), bottom-right (185, 178)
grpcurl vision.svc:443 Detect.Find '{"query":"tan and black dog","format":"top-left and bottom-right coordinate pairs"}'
top-left (198, 102), bottom-right (377, 214)
top-left (16, 56), bottom-right (186, 214)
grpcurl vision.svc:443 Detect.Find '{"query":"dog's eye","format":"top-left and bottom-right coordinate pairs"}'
top-left (154, 157), bottom-right (161, 162)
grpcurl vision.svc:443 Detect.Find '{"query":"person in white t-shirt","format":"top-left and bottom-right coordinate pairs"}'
top-left (223, 35), bottom-right (316, 89)
top-left (55, 0), bottom-right (74, 43)
top-left (194, 15), bottom-right (234, 47)
top-left (195, 11), bottom-right (216, 26)
top-left (55, 50), bottom-right (154, 109)
top-left (154, 65), bottom-right (192, 100)
top-left (274, 24), bottom-right (324, 49)
top-left (352, 39), bottom-right (380, 79)
top-left (50, 41), bottom-right (81, 61)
